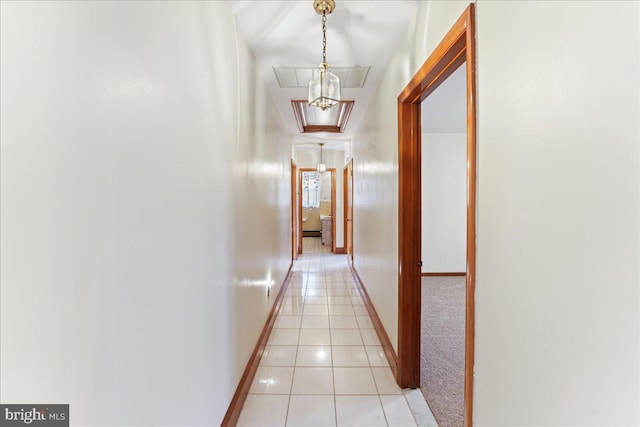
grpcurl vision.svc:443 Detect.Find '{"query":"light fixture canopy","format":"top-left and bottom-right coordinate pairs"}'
top-left (317, 143), bottom-right (327, 173)
top-left (308, 0), bottom-right (341, 111)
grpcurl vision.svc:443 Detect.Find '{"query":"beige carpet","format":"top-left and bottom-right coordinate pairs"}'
top-left (420, 276), bottom-right (465, 427)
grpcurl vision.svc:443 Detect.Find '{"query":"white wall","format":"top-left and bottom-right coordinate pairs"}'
top-left (421, 133), bottom-right (466, 273)
top-left (353, 0), bottom-right (639, 424)
top-left (0, 1), bottom-right (291, 425)
top-left (474, 1), bottom-right (639, 424)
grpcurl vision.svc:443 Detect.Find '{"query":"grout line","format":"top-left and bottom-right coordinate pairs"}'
top-left (283, 263), bottom-right (299, 426)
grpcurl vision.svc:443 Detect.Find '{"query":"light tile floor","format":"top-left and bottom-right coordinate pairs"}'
top-left (237, 247), bottom-right (438, 427)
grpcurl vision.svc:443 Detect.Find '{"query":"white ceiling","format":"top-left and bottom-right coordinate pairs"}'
top-left (231, 0), bottom-right (419, 151)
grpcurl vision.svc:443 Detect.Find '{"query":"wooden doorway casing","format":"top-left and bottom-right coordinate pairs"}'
top-left (343, 159), bottom-right (353, 264)
top-left (291, 160), bottom-right (298, 261)
top-left (298, 168), bottom-right (337, 254)
top-left (297, 166), bottom-right (303, 255)
top-left (397, 4), bottom-right (476, 427)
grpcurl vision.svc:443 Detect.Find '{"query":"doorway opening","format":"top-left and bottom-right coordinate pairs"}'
top-left (396, 4), bottom-right (476, 427)
top-left (420, 63), bottom-right (467, 427)
top-left (298, 168), bottom-right (336, 254)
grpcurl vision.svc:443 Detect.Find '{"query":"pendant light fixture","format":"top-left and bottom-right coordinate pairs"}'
top-left (308, 0), bottom-right (341, 111)
top-left (317, 143), bottom-right (327, 173)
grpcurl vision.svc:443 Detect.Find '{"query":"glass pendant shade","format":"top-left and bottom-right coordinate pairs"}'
top-left (308, 63), bottom-right (341, 111)
top-left (317, 142), bottom-right (327, 173)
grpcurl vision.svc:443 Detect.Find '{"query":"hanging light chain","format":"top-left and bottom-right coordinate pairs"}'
top-left (322, 11), bottom-right (327, 65)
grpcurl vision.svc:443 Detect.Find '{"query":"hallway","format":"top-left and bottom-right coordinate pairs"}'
top-left (2, 2), bottom-right (639, 426)
top-left (237, 251), bottom-right (437, 426)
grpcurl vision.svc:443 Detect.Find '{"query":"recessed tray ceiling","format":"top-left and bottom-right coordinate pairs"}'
top-left (291, 100), bottom-right (354, 133)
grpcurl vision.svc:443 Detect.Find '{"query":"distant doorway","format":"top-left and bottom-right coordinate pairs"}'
top-left (298, 168), bottom-right (336, 254)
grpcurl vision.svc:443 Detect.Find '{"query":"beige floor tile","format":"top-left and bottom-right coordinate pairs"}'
top-left (260, 345), bottom-right (297, 367)
top-left (330, 315), bottom-right (358, 329)
top-left (304, 304), bottom-right (329, 316)
top-left (366, 346), bottom-right (389, 367)
top-left (268, 328), bottom-right (300, 346)
top-left (350, 296), bottom-right (366, 306)
top-left (333, 367), bottom-right (378, 395)
top-left (327, 288), bottom-right (349, 296)
top-left (335, 395), bottom-right (387, 426)
top-left (291, 367), bottom-right (334, 394)
top-left (327, 296), bottom-right (352, 305)
top-left (332, 346), bottom-right (370, 367)
top-left (299, 328), bottom-right (331, 345)
top-left (306, 288), bottom-right (328, 297)
top-left (357, 315), bottom-right (375, 329)
top-left (286, 395), bottom-right (336, 426)
top-left (301, 315), bottom-right (330, 329)
top-left (237, 394), bottom-right (289, 426)
top-left (360, 329), bottom-right (381, 346)
top-left (371, 367), bottom-right (403, 395)
top-left (296, 345), bottom-right (332, 367)
top-left (352, 305), bottom-right (369, 315)
top-left (328, 304), bottom-right (355, 316)
top-left (403, 389), bottom-right (438, 426)
top-left (380, 395), bottom-right (418, 426)
top-left (304, 295), bottom-right (328, 305)
top-left (330, 329), bottom-right (364, 346)
top-left (274, 315), bottom-right (302, 329)
top-left (249, 366), bottom-right (294, 394)
top-left (279, 303), bottom-right (304, 316)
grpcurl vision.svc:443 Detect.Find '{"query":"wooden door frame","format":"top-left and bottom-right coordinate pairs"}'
top-left (291, 160), bottom-right (298, 261)
top-left (330, 168), bottom-right (336, 253)
top-left (396, 4), bottom-right (476, 427)
top-left (297, 167), bottom-right (303, 255)
top-left (298, 168), bottom-right (337, 253)
top-left (343, 159), bottom-right (353, 263)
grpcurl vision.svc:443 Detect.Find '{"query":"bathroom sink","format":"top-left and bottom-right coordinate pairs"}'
top-left (320, 215), bottom-right (332, 220)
